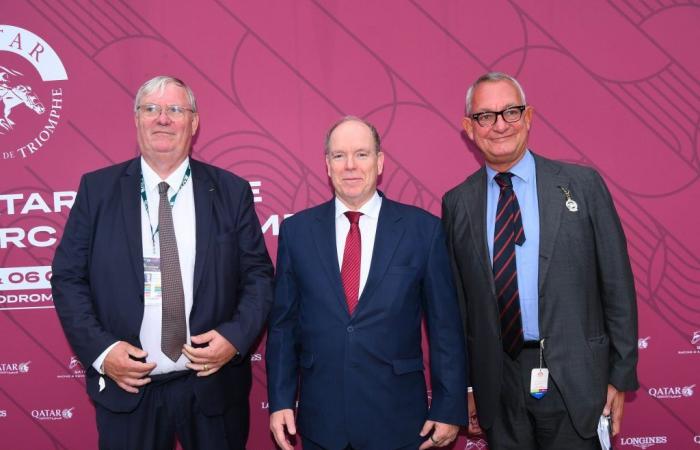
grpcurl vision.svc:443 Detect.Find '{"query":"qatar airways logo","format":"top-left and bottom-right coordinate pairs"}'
top-left (619, 435), bottom-right (667, 449)
top-left (648, 384), bottom-right (694, 399)
top-left (0, 360), bottom-right (31, 375)
top-left (31, 407), bottom-right (74, 421)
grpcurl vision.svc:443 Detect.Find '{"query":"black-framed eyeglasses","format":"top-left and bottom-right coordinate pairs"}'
top-left (137, 104), bottom-right (194, 119)
top-left (470, 105), bottom-right (526, 127)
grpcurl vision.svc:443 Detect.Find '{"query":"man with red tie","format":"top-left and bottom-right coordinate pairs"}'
top-left (266, 116), bottom-right (467, 450)
top-left (442, 72), bottom-right (639, 449)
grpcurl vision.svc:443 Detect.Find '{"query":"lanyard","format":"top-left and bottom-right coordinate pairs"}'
top-left (140, 163), bottom-right (191, 253)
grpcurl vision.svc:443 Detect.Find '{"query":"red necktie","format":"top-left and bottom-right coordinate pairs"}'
top-left (341, 211), bottom-right (362, 315)
top-left (493, 173), bottom-right (525, 359)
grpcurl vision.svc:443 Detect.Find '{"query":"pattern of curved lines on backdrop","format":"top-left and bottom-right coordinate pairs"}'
top-left (503, 2), bottom-right (700, 339)
top-left (218, 0), bottom-right (442, 212)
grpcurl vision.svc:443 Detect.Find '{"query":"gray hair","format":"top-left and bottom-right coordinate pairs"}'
top-left (134, 76), bottom-right (197, 113)
top-left (465, 72), bottom-right (527, 115)
top-left (324, 115), bottom-right (381, 154)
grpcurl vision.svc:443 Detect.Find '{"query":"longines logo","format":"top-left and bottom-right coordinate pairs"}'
top-left (31, 407), bottom-right (74, 421)
top-left (619, 435), bottom-right (668, 449)
top-left (648, 384), bottom-right (695, 399)
top-left (57, 356), bottom-right (85, 379)
top-left (638, 336), bottom-right (650, 349)
top-left (0, 25), bottom-right (68, 162)
top-left (0, 361), bottom-right (31, 375)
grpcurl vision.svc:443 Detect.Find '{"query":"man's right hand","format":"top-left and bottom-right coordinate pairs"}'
top-left (102, 341), bottom-right (156, 393)
top-left (467, 390), bottom-right (482, 435)
top-left (270, 408), bottom-right (296, 450)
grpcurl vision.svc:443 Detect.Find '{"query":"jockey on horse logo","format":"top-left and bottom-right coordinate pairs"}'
top-left (0, 65), bottom-right (46, 134)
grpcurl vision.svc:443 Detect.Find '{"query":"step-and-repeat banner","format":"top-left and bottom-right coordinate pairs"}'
top-left (1, 1), bottom-right (698, 449)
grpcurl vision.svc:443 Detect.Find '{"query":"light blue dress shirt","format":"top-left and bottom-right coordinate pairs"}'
top-left (486, 150), bottom-right (540, 341)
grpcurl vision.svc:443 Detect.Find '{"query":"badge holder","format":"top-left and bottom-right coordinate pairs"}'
top-left (530, 339), bottom-right (548, 399)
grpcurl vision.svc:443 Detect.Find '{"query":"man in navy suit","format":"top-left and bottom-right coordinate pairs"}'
top-left (266, 117), bottom-right (467, 450)
top-left (51, 76), bottom-right (274, 449)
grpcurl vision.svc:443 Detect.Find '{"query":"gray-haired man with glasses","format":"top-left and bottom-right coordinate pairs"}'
top-left (52, 75), bottom-right (274, 449)
top-left (442, 72), bottom-right (638, 449)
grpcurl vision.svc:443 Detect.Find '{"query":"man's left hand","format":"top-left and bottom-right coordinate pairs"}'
top-left (418, 420), bottom-right (459, 449)
top-left (183, 330), bottom-right (238, 377)
top-left (602, 384), bottom-right (625, 436)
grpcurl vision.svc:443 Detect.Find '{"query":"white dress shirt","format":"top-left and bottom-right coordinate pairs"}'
top-left (92, 156), bottom-right (196, 375)
top-left (334, 191), bottom-right (382, 298)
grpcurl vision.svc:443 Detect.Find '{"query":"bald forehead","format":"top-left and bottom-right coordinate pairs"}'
top-left (328, 120), bottom-right (375, 148)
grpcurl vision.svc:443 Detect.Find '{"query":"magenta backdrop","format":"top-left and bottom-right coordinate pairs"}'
top-left (1, 1), bottom-right (699, 449)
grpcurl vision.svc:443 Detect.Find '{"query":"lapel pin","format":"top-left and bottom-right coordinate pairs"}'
top-left (558, 186), bottom-right (578, 212)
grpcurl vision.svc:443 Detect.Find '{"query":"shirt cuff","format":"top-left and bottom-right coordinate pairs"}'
top-left (92, 341), bottom-right (120, 374)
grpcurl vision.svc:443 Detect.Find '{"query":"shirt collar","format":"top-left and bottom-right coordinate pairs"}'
top-left (141, 156), bottom-right (190, 194)
top-left (486, 149), bottom-right (534, 185)
top-left (334, 190), bottom-right (382, 220)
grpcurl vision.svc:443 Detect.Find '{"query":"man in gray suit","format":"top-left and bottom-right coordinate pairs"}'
top-left (442, 72), bottom-right (639, 449)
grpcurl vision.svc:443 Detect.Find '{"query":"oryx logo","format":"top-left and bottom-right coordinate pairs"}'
top-left (0, 25), bottom-right (67, 162)
top-left (638, 336), bottom-right (650, 349)
top-left (18, 361), bottom-right (30, 373)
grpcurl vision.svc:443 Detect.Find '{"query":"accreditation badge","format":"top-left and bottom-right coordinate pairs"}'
top-left (143, 257), bottom-right (162, 306)
top-left (530, 368), bottom-right (549, 399)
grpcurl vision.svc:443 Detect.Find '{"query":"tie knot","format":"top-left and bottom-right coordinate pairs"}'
top-left (158, 181), bottom-right (170, 196)
top-left (344, 211), bottom-right (363, 225)
top-left (495, 172), bottom-right (514, 189)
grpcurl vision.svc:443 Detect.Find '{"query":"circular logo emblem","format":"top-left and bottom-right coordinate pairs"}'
top-left (0, 25), bottom-right (67, 162)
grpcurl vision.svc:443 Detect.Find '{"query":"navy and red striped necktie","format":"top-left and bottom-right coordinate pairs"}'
top-left (493, 172), bottom-right (525, 359)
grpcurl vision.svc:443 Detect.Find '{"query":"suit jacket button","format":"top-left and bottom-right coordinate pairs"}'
top-left (347, 326), bottom-right (354, 333)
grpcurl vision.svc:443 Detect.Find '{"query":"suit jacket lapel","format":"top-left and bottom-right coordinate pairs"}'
top-left (191, 160), bottom-right (213, 297)
top-left (534, 154), bottom-right (567, 293)
top-left (121, 158), bottom-right (144, 291)
top-left (358, 197), bottom-right (404, 308)
top-left (466, 168), bottom-right (497, 297)
top-left (311, 200), bottom-right (348, 314)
